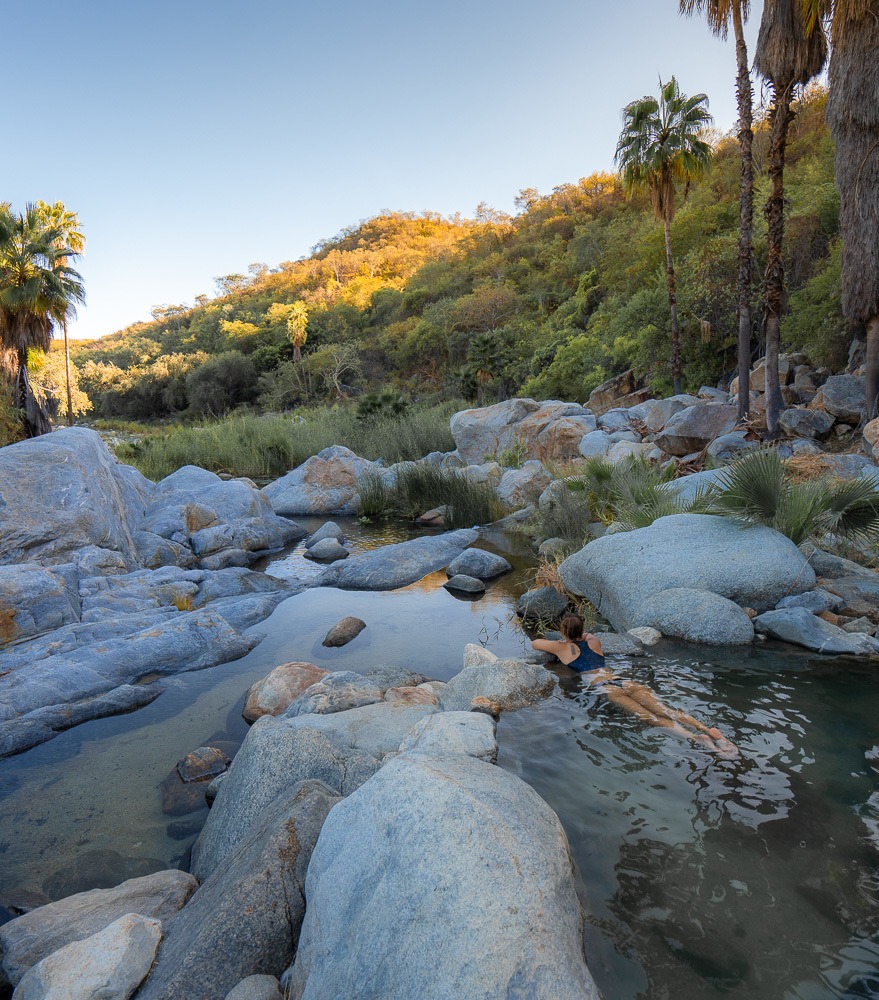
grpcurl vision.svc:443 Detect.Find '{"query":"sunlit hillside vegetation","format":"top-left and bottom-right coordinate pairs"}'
top-left (74, 88), bottom-right (841, 421)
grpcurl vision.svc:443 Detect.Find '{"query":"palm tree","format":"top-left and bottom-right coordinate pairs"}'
top-left (679, 0), bottom-right (755, 420)
top-left (36, 201), bottom-right (85, 426)
top-left (615, 78), bottom-right (714, 394)
top-left (468, 333), bottom-right (505, 405)
top-left (802, 0), bottom-right (879, 420)
top-left (0, 204), bottom-right (85, 436)
top-left (286, 300), bottom-right (309, 361)
top-left (753, 0), bottom-right (827, 437)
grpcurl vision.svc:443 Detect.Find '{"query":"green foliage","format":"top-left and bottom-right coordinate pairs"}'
top-left (186, 351), bottom-right (258, 416)
top-left (782, 240), bottom-right (847, 367)
top-left (708, 449), bottom-right (879, 545)
top-left (356, 472), bottom-right (392, 519)
top-left (498, 438), bottom-right (529, 470)
top-left (383, 464), bottom-right (504, 529)
top-left (357, 388), bottom-right (409, 421)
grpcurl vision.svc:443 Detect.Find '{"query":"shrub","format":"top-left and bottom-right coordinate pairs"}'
top-left (384, 464), bottom-right (505, 529)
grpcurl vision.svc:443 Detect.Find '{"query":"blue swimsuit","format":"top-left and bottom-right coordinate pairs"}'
top-left (567, 640), bottom-right (606, 673)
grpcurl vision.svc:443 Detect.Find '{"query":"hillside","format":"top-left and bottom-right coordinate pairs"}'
top-left (73, 88), bottom-right (842, 421)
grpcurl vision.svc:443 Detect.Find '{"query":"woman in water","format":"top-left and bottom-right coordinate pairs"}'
top-left (532, 614), bottom-right (738, 756)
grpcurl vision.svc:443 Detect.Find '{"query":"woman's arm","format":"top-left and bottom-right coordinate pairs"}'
top-left (531, 638), bottom-right (565, 656)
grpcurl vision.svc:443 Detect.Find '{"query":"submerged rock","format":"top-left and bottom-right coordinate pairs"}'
top-left (282, 752), bottom-right (599, 1000)
top-left (443, 574), bottom-right (485, 594)
top-left (445, 547), bottom-right (511, 580)
top-left (243, 663), bottom-right (329, 721)
top-left (318, 530), bottom-right (479, 590)
top-left (137, 781), bottom-right (338, 1000)
top-left (754, 607), bottom-right (879, 654)
top-left (560, 514), bottom-right (816, 633)
top-left (0, 870), bottom-right (195, 987)
top-left (440, 645), bottom-right (555, 712)
top-left (516, 586), bottom-right (570, 622)
top-left (304, 538), bottom-right (348, 562)
top-left (176, 746), bottom-right (231, 783)
top-left (321, 616), bottom-right (367, 647)
top-left (13, 913), bottom-right (162, 1000)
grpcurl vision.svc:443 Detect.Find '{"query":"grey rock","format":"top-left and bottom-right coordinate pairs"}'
top-left (361, 664), bottom-right (429, 689)
top-left (445, 547), bottom-right (511, 580)
top-left (137, 782), bottom-right (337, 1000)
top-left (262, 446), bottom-right (378, 516)
top-left (706, 432), bottom-right (759, 462)
top-left (203, 592), bottom-right (292, 631)
top-left (606, 440), bottom-right (659, 464)
top-left (818, 453), bottom-right (879, 480)
top-left (814, 374), bottom-right (865, 423)
top-left (13, 913), bottom-right (162, 1000)
top-left (457, 460), bottom-right (503, 487)
top-left (321, 616), bottom-right (366, 648)
top-left (820, 573), bottom-right (879, 618)
top-left (776, 588), bottom-right (843, 614)
top-left (304, 537), bottom-right (348, 562)
top-left (779, 407), bottom-right (835, 439)
top-left (654, 403), bottom-right (739, 456)
top-left (450, 398), bottom-right (597, 464)
top-left (640, 587), bottom-right (755, 645)
top-left (627, 626), bottom-right (662, 646)
top-left (754, 607), bottom-right (879, 654)
top-left (0, 870), bottom-right (195, 987)
top-left (538, 537), bottom-right (571, 559)
top-left (596, 408), bottom-right (633, 432)
top-left (283, 752), bottom-right (599, 1000)
top-left (588, 369), bottom-right (651, 415)
top-left (318, 529), bottom-right (478, 590)
top-left (560, 514), bottom-right (816, 632)
top-left (440, 645), bottom-right (555, 712)
top-left (595, 632), bottom-right (644, 655)
top-left (189, 712), bottom-right (389, 881)
top-left (698, 386), bottom-right (729, 401)
top-left (516, 586), bottom-right (570, 621)
top-left (607, 429), bottom-right (642, 443)
top-left (0, 428), bottom-right (142, 567)
top-left (577, 430), bottom-right (613, 459)
top-left (841, 616), bottom-right (876, 635)
top-left (638, 394), bottom-right (699, 434)
top-left (806, 547), bottom-right (874, 580)
top-left (285, 671), bottom-right (385, 717)
top-left (398, 711), bottom-right (498, 762)
top-left (0, 564), bottom-right (80, 647)
top-left (225, 977), bottom-right (283, 1000)
top-left (304, 521), bottom-right (344, 548)
top-left (205, 772), bottom-right (227, 806)
top-left (667, 468), bottom-right (727, 504)
top-left (443, 574), bottom-right (486, 594)
top-left (790, 439), bottom-right (824, 455)
top-left (176, 746), bottom-right (230, 783)
top-left (496, 461), bottom-right (552, 508)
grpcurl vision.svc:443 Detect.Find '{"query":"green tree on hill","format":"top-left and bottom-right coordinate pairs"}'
top-left (615, 78), bottom-right (714, 395)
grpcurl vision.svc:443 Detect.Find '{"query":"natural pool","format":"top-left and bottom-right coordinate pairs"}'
top-left (1, 519), bottom-right (878, 999)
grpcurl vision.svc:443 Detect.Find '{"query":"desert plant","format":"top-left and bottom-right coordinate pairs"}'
top-left (357, 472), bottom-right (391, 519)
top-left (498, 437), bottom-right (529, 469)
top-left (708, 448), bottom-right (879, 544)
top-left (388, 464), bottom-right (504, 529)
top-left (357, 388), bottom-right (410, 421)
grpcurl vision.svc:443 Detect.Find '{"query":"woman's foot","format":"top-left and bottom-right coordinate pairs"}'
top-left (707, 727), bottom-right (739, 758)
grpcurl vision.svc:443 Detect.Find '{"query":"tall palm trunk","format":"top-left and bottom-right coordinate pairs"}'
top-left (762, 81), bottom-right (795, 438)
top-left (866, 317), bottom-right (879, 422)
top-left (62, 317), bottom-right (74, 426)
top-left (732, 0), bottom-right (754, 421)
top-left (664, 219), bottom-right (682, 395)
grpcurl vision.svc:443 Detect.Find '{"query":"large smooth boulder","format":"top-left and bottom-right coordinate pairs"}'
top-left (636, 395), bottom-right (699, 434)
top-left (318, 529), bottom-right (478, 590)
top-left (814, 374), bottom-right (865, 423)
top-left (283, 752), bottom-right (599, 1000)
top-left (285, 672), bottom-right (385, 717)
top-left (13, 913), bottom-right (162, 1000)
top-left (440, 645), bottom-right (555, 712)
top-left (668, 468), bottom-right (726, 504)
top-left (587, 369), bottom-right (649, 416)
top-left (754, 607), bottom-right (879, 654)
top-left (654, 403), bottom-right (738, 456)
top-left (398, 711), bottom-right (498, 762)
top-left (136, 781), bottom-right (338, 1000)
top-left (0, 870), bottom-right (195, 987)
top-left (0, 565), bottom-right (80, 647)
top-left (450, 399), bottom-right (596, 464)
top-left (244, 663), bottom-right (330, 722)
top-left (559, 514), bottom-right (816, 632)
top-left (445, 547), bottom-right (511, 580)
top-left (640, 588), bottom-right (754, 645)
top-left (496, 461), bottom-right (552, 507)
top-left (263, 446), bottom-right (378, 516)
top-left (577, 430), bottom-right (613, 459)
top-left (0, 428), bottom-right (142, 567)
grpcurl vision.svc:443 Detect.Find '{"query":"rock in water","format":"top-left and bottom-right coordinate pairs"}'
top-left (304, 538), bottom-right (348, 562)
top-left (321, 616), bottom-right (367, 647)
top-left (282, 752), bottom-right (600, 1000)
top-left (304, 521), bottom-right (345, 549)
top-left (443, 574), bottom-right (485, 594)
top-left (135, 781), bottom-right (338, 1000)
top-left (318, 530), bottom-right (478, 590)
top-left (262, 446), bottom-right (379, 516)
top-left (176, 746), bottom-right (231, 783)
top-left (445, 548), bottom-right (511, 580)
top-left (13, 913), bottom-right (162, 1000)
top-left (516, 586), bottom-right (570, 621)
top-left (440, 645), bottom-right (555, 712)
top-left (0, 870), bottom-right (195, 987)
top-left (560, 514), bottom-right (815, 633)
top-left (243, 663), bottom-right (329, 721)
top-left (754, 607), bottom-right (879, 654)
top-left (639, 588), bottom-right (754, 645)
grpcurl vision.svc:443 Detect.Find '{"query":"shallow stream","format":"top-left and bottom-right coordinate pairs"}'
top-left (1, 519), bottom-right (878, 999)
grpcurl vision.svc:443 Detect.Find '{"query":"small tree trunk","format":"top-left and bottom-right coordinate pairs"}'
top-left (762, 82), bottom-right (795, 438)
top-left (664, 219), bottom-right (681, 395)
top-left (733, 1), bottom-right (754, 422)
top-left (63, 318), bottom-right (74, 426)
top-left (865, 315), bottom-right (879, 421)
top-left (293, 344), bottom-right (302, 362)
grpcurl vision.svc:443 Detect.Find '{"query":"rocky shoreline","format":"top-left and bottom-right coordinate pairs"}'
top-left (2, 373), bottom-right (879, 997)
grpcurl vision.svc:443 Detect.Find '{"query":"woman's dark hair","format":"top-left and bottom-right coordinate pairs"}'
top-left (560, 614), bottom-right (585, 641)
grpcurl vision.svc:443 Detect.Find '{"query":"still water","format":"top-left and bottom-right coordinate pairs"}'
top-left (1, 520), bottom-right (877, 999)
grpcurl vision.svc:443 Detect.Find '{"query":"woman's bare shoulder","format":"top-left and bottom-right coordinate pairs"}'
top-left (531, 638), bottom-right (566, 653)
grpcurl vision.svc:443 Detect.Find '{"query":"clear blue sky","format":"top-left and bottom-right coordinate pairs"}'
top-left (6, 0), bottom-right (758, 341)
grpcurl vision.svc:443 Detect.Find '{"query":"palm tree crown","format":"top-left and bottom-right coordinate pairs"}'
top-left (615, 77), bottom-right (713, 223)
